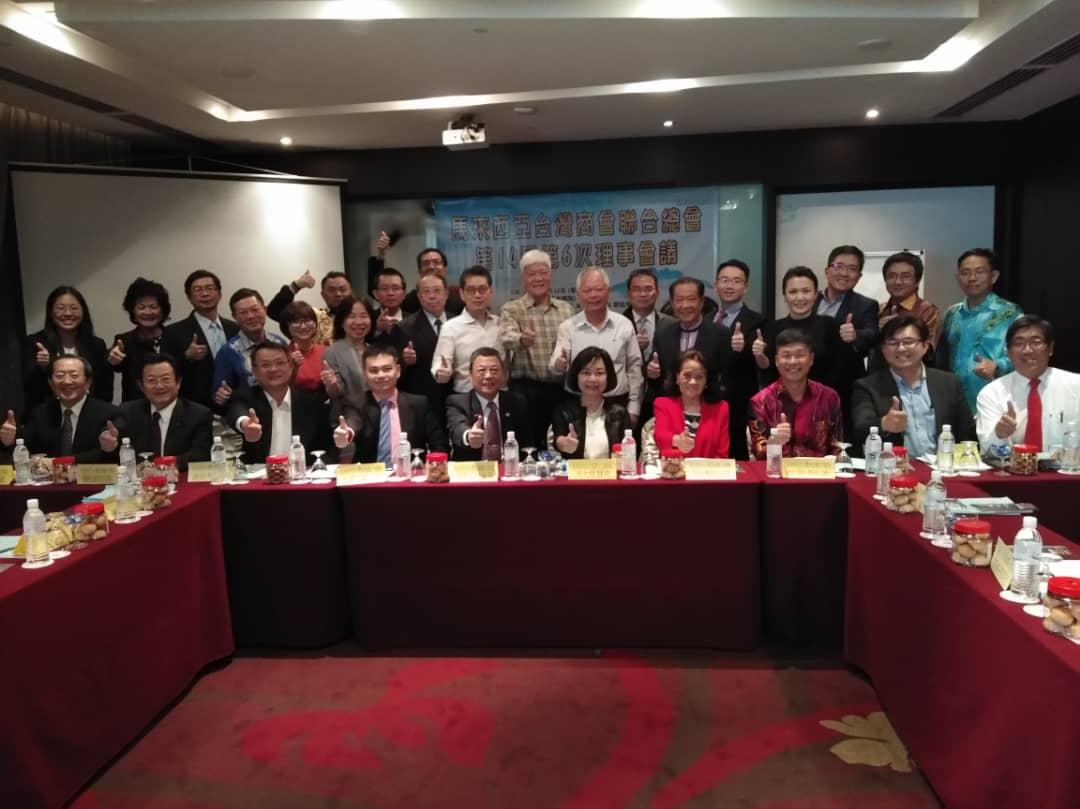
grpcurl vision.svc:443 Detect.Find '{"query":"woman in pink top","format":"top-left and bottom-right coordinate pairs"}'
top-left (280, 301), bottom-right (327, 394)
top-left (654, 349), bottom-right (731, 458)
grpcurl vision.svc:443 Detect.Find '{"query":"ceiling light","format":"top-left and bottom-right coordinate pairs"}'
top-left (865, 108), bottom-right (880, 120)
top-left (628, 78), bottom-right (699, 94)
top-left (513, 106), bottom-right (535, 115)
top-left (663, 120), bottom-right (674, 128)
top-left (279, 136), bottom-right (293, 147)
top-left (857, 38), bottom-right (892, 52)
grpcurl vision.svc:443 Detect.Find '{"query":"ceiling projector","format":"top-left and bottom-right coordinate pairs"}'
top-left (443, 115), bottom-right (488, 151)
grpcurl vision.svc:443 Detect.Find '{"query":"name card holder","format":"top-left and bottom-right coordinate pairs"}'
top-left (990, 539), bottom-right (1013, 591)
top-left (76, 464), bottom-right (118, 485)
top-left (780, 457), bottom-right (836, 479)
top-left (683, 459), bottom-right (737, 481)
top-left (186, 462), bottom-right (214, 483)
top-left (448, 461), bottom-right (499, 483)
top-left (567, 459), bottom-right (618, 481)
top-left (336, 463), bottom-right (391, 486)
top-left (0, 466), bottom-right (14, 486)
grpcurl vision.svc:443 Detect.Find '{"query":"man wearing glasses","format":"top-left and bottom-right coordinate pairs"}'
top-left (937, 248), bottom-right (1022, 411)
top-left (431, 266), bottom-right (504, 393)
top-left (851, 315), bottom-right (974, 456)
top-left (976, 315), bottom-right (1080, 455)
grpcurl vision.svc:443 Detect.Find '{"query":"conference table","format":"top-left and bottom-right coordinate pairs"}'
top-left (0, 486), bottom-right (234, 809)
top-left (0, 482), bottom-right (94, 536)
top-left (971, 468), bottom-right (1077, 536)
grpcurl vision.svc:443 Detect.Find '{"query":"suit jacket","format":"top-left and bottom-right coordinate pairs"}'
top-left (549, 399), bottom-right (630, 459)
top-left (721, 305), bottom-right (766, 460)
top-left (226, 386), bottom-right (333, 464)
top-left (322, 339), bottom-right (368, 401)
top-left (117, 397), bottom-right (212, 470)
top-left (850, 367), bottom-right (976, 452)
top-left (110, 328), bottom-right (165, 403)
top-left (23, 331), bottom-right (112, 411)
top-left (815, 289), bottom-right (878, 405)
top-left (19, 396), bottom-right (120, 463)
top-left (162, 312), bottom-right (239, 409)
top-left (620, 307), bottom-right (676, 361)
top-left (445, 389), bottom-right (531, 460)
top-left (653, 318), bottom-right (732, 395)
top-left (394, 311), bottom-right (454, 408)
top-left (336, 390), bottom-right (449, 463)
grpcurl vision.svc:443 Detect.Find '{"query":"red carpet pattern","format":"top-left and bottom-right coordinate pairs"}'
top-left (72, 652), bottom-right (941, 809)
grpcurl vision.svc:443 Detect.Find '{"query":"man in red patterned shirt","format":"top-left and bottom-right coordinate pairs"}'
top-left (748, 328), bottom-right (843, 459)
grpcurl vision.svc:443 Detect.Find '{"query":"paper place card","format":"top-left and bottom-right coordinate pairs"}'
top-left (76, 464), bottom-right (118, 485)
top-left (448, 461), bottom-right (499, 483)
top-left (990, 538), bottom-right (1013, 591)
top-left (683, 458), bottom-right (737, 481)
top-left (780, 457), bottom-right (836, 479)
top-left (0, 466), bottom-right (14, 486)
top-left (186, 462), bottom-right (214, 482)
top-left (567, 459), bottom-right (618, 481)
top-left (336, 463), bottom-right (391, 486)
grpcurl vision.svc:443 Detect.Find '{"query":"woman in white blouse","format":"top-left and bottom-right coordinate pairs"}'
top-left (550, 346), bottom-right (630, 458)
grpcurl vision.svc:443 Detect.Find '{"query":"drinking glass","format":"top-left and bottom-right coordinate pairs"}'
top-left (410, 448), bottom-right (426, 482)
top-left (137, 452), bottom-right (155, 480)
top-left (956, 441), bottom-right (981, 475)
top-left (30, 454), bottom-right (52, 486)
top-left (521, 447), bottom-right (538, 480)
top-left (991, 441), bottom-right (1012, 476)
top-left (537, 450), bottom-right (556, 479)
top-left (309, 450), bottom-right (330, 481)
top-left (834, 442), bottom-right (854, 476)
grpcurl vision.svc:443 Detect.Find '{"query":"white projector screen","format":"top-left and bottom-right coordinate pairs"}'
top-left (12, 167), bottom-right (346, 347)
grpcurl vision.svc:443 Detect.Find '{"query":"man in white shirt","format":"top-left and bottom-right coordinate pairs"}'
top-left (431, 266), bottom-right (503, 393)
top-left (977, 315), bottom-right (1080, 455)
top-left (549, 266), bottom-right (644, 426)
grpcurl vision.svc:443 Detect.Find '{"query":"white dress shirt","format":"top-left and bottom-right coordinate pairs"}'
top-left (256, 389), bottom-right (294, 457)
top-left (977, 367), bottom-right (1080, 453)
top-left (583, 406), bottom-right (609, 459)
top-left (549, 310), bottom-right (644, 416)
top-left (59, 394), bottom-right (88, 439)
top-left (431, 310), bottom-right (503, 393)
top-left (151, 398), bottom-right (179, 456)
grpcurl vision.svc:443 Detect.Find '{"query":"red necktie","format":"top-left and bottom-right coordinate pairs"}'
top-left (1024, 377), bottom-right (1042, 449)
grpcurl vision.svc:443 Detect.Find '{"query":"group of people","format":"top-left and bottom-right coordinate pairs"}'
top-left (4, 238), bottom-right (1079, 473)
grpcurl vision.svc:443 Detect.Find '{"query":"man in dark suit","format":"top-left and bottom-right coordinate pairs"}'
top-left (621, 268), bottom-right (675, 364)
top-left (0, 356), bottom-right (121, 462)
top-left (331, 344), bottom-right (448, 463)
top-left (117, 353), bottom-right (212, 471)
top-left (445, 347), bottom-right (531, 460)
top-left (851, 315), bottom-right (975, 454)
top-left (226, 342), bottom-right (332, 464)
top-left (391, 274), bottom-right (454, 411)
top-left (713, 259), bottom-right (766, 460)
top-left (396, 246), bottom-right (465, 317)
top-left (162, 270), bottom-right (239, 409)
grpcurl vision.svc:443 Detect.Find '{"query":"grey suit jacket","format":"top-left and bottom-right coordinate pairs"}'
top-left (321, 340), bottom-right (368, 401)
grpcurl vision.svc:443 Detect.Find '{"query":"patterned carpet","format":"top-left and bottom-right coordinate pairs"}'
top-left (71, 647), bottom-right (942, 809)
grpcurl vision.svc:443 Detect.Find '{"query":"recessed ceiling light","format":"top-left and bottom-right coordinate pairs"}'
top-left (279, 136), bottom-right (293, 147)
top-left (663, 120), bottom-right (674, 128)
top-left (857, 38), bottom-right (892, 52)
top-left (514, 106), bottom-right (535, 115)
top-left (865, 108), bottom-right (880, 120)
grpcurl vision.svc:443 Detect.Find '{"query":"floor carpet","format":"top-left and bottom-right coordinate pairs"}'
top-left (71, 647), bottom-right (942, 809)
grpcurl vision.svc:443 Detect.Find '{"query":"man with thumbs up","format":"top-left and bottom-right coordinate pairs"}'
top-left (446, 348), bottom-right (530, 460)
top-left (163, 270), bottom-right (238, 409)
top-left (714, 260), bottom-right (765, 459)
top-left (395, 274), bottom-right (453, 411)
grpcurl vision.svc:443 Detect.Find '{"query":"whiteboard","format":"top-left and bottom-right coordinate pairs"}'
top-left (13, 167), bottom-right (346, 346)
top-left (856, 249), bottom-right (927, 308)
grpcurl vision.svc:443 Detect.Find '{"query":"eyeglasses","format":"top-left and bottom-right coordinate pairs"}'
top-left (957, 268), bottom-right (991, 279)
top-left (883, 338), bottom-right (924, 349)
top-left (885, 273), bottom-right (917, 283)
top-left (1010, 338), bottom-right (1048, 350)
top-left (716, 277), bottom-right (746, 286)
top-left (828, 262), bottom-right (860, 274)
top-left (189, 284), bottom-right (219, 294)
top-left (463, 285), bottom-right (490, 296)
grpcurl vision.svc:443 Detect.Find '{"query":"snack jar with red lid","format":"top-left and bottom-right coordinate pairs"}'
top-left (611, 443), bottom-right (622, 462)
top-left (141, 474), bottom-right (171, 509)
top-left (951, 518), bottom-right (993, 567)
top-left (52, 455), bottom-right (76, 484)
top-left (265, 455), bottom-right (289, 485)
top-left (426, 451), bottom-right (449, 483)
top-left (891, 446), bottom-right (910, 474)
top-left (73, 502), bottom-right (109, 541)
top-left (886, 474), bottom-right (918, 513)
top-left (1009, 443), bottom-right (1039, 476)
top-left (660, 448), bottom-right (685, 480)
top-left (1042, 577), bottom-right (1080, 640)
top-left (154, 455), bottom-right (179, 486)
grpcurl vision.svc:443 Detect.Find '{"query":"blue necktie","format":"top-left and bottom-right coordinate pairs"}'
top-left (206, 322), bottom-right (224, 356)
top-left (377, 400), bottom-right (392, 466)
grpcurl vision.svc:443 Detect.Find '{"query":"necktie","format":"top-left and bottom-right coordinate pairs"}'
top-left (151, 411), bottom-right (163, 457)
top-left (206, 322), bottom-right (224, 356)
top-left (1024, 377), bottom-right (1043, 449)
top-left (434, 317), bottom-right (443, 334)
top-left (483, 401), bottom-right (501, 461)
top-left (60, 408), bottom-right (74, 455)
top-left (377, 400), bottom-right (392, 466)
top-left (637, 317), bottom-right (649, 357)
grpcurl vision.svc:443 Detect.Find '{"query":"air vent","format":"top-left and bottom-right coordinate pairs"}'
top-left (935, 67), bottom-right (1045, 118)
top-left (1025, 31), bottom-right (1080, 67)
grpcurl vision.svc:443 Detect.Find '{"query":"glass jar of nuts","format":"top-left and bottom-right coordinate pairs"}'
top-left (1009, 443), bottom-right (1039, 476)
top-left (155, 455), bottom-right (179, 487)
top-left (265, 455), bottom-right (290, 485)
top-left (73, 502), bottom-right (109, 542)
top-left (951, 518), bottom-right (993, 567)
top-left (141, 475), bottom-right (171, 510)
top-left (660, 449), bottom-right (685, 480)
top-left (426, 452), bottom-right (449, 483)
top-left (1042, 576), bottom-right (1080, 641)
top-left (52, 455), bottom-right (76, 484)
top-left (886, 474), bottom-right (919, 513)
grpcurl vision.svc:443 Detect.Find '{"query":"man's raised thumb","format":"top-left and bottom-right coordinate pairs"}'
top-left (779, 413), bottom-right (788, 423)
top-left (891, 396), bottom-right (901, 411)
top-left (1007, 401), bottom-right (1016, 417)
top-left (845, 314), bottom-right (853, 324)
top-left (248, 408), bottom-right (259, 423)
top-left (337, 415), bottom-right (348, 429)
top-left (568, 424), bottom-right (577, 437)
top-left (733, 322), bottom-right (742, 334)
top-left (4, 409), bottom-right (14, 424)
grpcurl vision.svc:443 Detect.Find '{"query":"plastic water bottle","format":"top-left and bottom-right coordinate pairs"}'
top-left (1011, 516), bottom-right (1043, 601)
top-left (119, 437), bottom-right (137, 482)
top-left (920, 470), bottom-right (947, 541)
top-left (22, 498), bottom-right (50, 569)
top-left (502, 430), bottom-right (520, 480)
top-left (864, 426), bottom-right (881, 477)
top-left (12, 438), bottom-right (31, 485)
top-left (1063, 421), bottom-right (1080, 473)
top-left (619, 429), bottom-right (637, 478)
top-left (875, 441), bottom-right (895, 499)
top-left (115, 465), bottom-right (139, 524)
top-left (394, 432), bottom-right (411, 479)
top-left (936, 423), bottom-right (955, 474)
top-left (766, 428), bottom-right (783, 478)
top-left (210, 436), bottom-right (228, 484)
top-left (288, 434), bottom-right (307, 482)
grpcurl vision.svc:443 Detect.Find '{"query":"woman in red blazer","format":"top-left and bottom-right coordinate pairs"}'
top-left (654, 349), bottom-right (730, 458)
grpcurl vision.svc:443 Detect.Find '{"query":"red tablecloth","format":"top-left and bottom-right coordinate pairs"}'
top-left (844, 475), bottom-right (1080, 809)
top-left (0, 486), bottom-right (234, 809)
top-left (0, 483), bottom-right (99, 532)
top-left (215, 481), bottom-right (350, 648)
top-left (341, 474), bottom-right (761, 649)
top-left (971, 469), bottom-right (1079, 536)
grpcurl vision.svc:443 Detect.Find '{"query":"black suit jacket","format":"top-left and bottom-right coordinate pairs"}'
top-left (550, 399), bottom-right (630, 459)
top-left (721, 305), bottom-right (767, 460)
top-left (445, 390), bottom-right (531, 461)
top-left (19, 396), bottom-right (120, 462)
top-left (226, 386), bottom-right (332, 464)
top-left (22, 331), bottom-right (112, 411)
top-left (815, 290), bottom-right (878, 403)
top-left (162, 313), bottom-right (239, 409)
top-left (337, 390), bottom-right (449, 463)
top-left (394, 311), bottom-right (454, 408)
top-left (850, 367), bottom-right (976, 452)
top-left (653, 318), bottom-right (732, 395)
top-left (117, 397), bottom-right (213, 470)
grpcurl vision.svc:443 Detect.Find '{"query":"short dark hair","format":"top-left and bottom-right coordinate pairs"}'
top-left (362, 343), bottom-right (401, 366)
top-left (374, 267), bottom-right (407, 290)
top-left (957, 248), bottom-right (999, 272)
top-left (122, 277), bottom-right (172, 325)
top-left (882, 251), bottom-right (924, 284)
top-left (716, 259), bottom-right (750, 280)
top-left (139, 352), bottom-right (181, 380)
top-left (417, 247), bottom-right (448, 270)
top-left (251, 341), bottom-right (289, 365)
top-left (1006, 314), bottom-right (1053, 347)
top-left (669, 277), bottom-right (704, 300)
top-left (332, 296), bottom-right (376, 341)
top-left (627, 268), bottom-right (659, 289)
top-left (48, 354), bottom-right (93, 379)
top-left (827, 245), bottom-right (865, 272)
top-left (229, 288), bottom-right (264, 311)
top-left (665, 349), bottom-right (722, 402)
top-left (881, 314), bottom-right (930, 343)
top-left (320, 271), bottom-right (350, 289)
top-left (774, 328), bottom-right (814, 352)
top-left (566, 346), bottom-right (617, 394)
top-left (183, 269), bottom-right (221, 295)
top-left (468, 346), bottom-right (503, 371)
top-left (781, 266), bottom-right (819, 293)
top-left (279, 301), bottom-right (317, 340)
top-left (460, 265), bottom-right (492, 289)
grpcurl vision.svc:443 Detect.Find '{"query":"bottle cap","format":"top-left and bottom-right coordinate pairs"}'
top-left (265, 455), bottom-right (288, 464)
top-left (400, 432), bottom-right (408, 440)
top-left (427, 452), bottom-right (448, 463)
top-left (507, 431), bottom-right (515, 439)
top-left (954, 518), bottom-right (991, 535)
top-left (15, 438), bottom-right (23, 445)
top-left (1047, 576), bottom-right (1080, 599)
top-left (889, 474), bottom-right (918, 488)
top-left (869, 426), bottom-right (879, 434)
top-left (26, 498), bottom-right (39, 509)
top-left (882, 442), bottom-right (893, 451)
top-left (624, 429), bottom-right (633, 438)
top-left (942, 424), bottom-right (951, 432)
top-left (1013, 444), bottom-right (1039, 453)
top-left (1022, 516), bottom-right (1038, 529)
top-left (121, 437), bottom-right (131, 446)
top-left (292, 435), bottom-right (300, 442)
